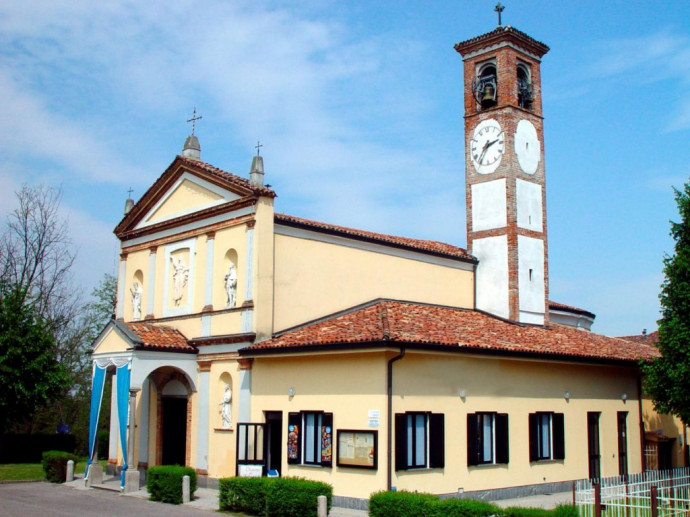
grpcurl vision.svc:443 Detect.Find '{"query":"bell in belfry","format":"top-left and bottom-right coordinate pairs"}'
top-left (481, 83), bottom-right (496, 108)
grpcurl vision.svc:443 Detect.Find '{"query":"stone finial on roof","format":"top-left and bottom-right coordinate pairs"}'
top-left (182, 108), bottom-right (202, 160)
top-left (249, 143), bottom-right (265, 187)
top-left (124, 187), bottom-right (134, 215)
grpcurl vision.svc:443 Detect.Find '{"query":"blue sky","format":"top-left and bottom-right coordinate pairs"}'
top-left (1, 0), bottom-right (688, 336)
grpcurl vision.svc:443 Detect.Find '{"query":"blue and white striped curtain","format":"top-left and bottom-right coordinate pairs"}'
top-left (116, 362), bottom-right (131, 489)
top-left (84, 363), bottom-right (107, 480)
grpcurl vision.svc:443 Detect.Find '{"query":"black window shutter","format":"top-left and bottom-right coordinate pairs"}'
top-left (496, 413), bottom-right (509, 464)
top-left (553, 413), bottom-right (565, 460)
top-left (429, 413), bottom-right (445, 469)
top-left (394, 413), bottom-right (407, 471)
top-left (320, 413), bottom-right (333, 467)
top-left (287, 412), bottom-right (301, 465)
top-left (528, 413), bottom-right (538, 462)
top-left (467, 413), bottom-right (479, 466)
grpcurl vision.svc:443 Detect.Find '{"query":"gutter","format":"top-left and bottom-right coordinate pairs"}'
top-left (387, 347), bottom-right (405, 491)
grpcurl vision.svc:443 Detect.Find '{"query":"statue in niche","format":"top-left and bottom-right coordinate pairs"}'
top-left (224, 263), bottom-right (238, 308)
top-left (219, 383), bottom-right (232, 428)
top-left (170, 256), bottom-right (189, 306)
top-left (130, 282), bottom-right (143, 320)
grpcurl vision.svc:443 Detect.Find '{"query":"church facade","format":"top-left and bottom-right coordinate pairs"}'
top-left (88, 24), bottom-right (670, 505)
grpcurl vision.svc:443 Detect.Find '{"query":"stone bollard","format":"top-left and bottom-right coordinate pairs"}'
top-left (66, 460), bottom-right (74, 482)
top-left (317, 495), bottom-right (327, 517)
top-left (182, 475), bottom-right (190, 504)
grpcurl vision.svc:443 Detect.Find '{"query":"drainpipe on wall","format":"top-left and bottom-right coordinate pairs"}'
top-left (637, 374), bottom-right (646, 471)
top-left (387, 347), bottom-right (405, 492)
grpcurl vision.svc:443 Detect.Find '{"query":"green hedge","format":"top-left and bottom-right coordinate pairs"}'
top-left (41, 450), bottom-right (79, 483)
top-left (219, 476), bottom-right (333, 516)
top-left (146, 465), bottom-right (197, 505)
top-left (369, 491), bottom-right (577, 517)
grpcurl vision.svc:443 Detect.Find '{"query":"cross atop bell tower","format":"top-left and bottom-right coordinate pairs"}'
top-left (455, 26), bottom-right (550, 325)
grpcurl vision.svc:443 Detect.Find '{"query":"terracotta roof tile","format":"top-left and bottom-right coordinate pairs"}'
top-left (177, 156), bottom-right (277, 198)
top-left (127, 322), bottom-right (197, 353)
top-left (548, 300), bottom-right (596, 319)
top-left (275, 213), bottom-right (474, 261)
top-left (244, 300), bottom-right (658, 363)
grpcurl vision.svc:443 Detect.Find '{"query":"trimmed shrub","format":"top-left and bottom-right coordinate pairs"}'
top-left (502, 507), bottom-right (552, 517)
top-left (218, 476), bottom-right (332, 516)
top-left (369, 490), bottom-right (439, 517)
top-left (266, 477), bottom-right (333, 517)
top-left (41, 450), bottom-right (79, 483)
top-left (147, 465), bottom-right (197, 505)
top-left (219, 476), bottom-right (269, 515)
top-left (431, 498), bottom-right (502, 517)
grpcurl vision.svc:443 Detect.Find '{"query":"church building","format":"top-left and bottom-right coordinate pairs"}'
top-left (87, 21), bottom-right (670, 507)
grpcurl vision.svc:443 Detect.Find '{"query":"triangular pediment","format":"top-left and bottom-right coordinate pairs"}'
top-left (92, 320), bottom-right (137, 354)
top-left (136, 173), bottom-right (241, 230)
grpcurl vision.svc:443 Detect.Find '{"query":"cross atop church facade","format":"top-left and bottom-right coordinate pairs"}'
top-left (495, 2), bottom-right (505, 26)
top-left (255, 141), bottom-right (263, 156)
top-left (187, 107), bottom-right (203, 135)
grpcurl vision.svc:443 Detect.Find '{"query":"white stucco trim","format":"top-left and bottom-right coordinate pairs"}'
top-left (198, 342), bottom-right (254, 355)
top-left (138, 378), bottom-right (150, 464)
top-left (471, 179), bottom-right (507, 232)
top-left (122, 205), bottom-right (256, 248)
top-left (245, 227), bottom-right (254, 301)
top-left (163, 238), bottom-right (197, 317)
top-left (473, 236), bottom-right (509, 319)
top-left (516, 179), bottom-right (543, 232)
top-left (147, 249), bottom-right (156, 317)
top-left (239, 369), bottom-right (251, 423)
top-left (92, 350), bottom-right (198, 391)
top-left (460, 40), bottom-right (544, 62)
top-left (274, 225), bottom-right (475, 272)
top-left (136, 172), bottom-right (241, 230)
top-left (117, 257), bottom-right (126, 319)
top-left (518, 235), bottom-right (545, 324)
top-left (196, 370), bottom-right (210, 472)
top-left (204, 235), bottom-right (215, 307)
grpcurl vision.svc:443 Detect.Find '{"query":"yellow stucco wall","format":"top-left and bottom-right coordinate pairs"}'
top-left (245, 350), bottom-right (643, 500)
top-left (273, 233), bottom-right (475, 332)
top-left (94, 328), bottom-right (132, 354)
top-left (254, 198), bottom-right (275, 340)
top-left (642, 397), bottom-right (686, 468)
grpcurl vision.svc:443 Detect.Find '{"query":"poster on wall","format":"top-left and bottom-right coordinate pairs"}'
top-left (321, 424), bottom-right (332, 464)
top-left (288, 424), bottom-right (300, 461)
top-left (336, 430), bottom-right (377, 469)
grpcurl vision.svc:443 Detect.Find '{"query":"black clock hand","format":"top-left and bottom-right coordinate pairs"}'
top-left (478, 139), bottom-right (497, 163)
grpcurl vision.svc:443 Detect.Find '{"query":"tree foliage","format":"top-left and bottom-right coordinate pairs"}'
top-left (0, 283), bottom-right (71, 432)
top-left (643, 182), bottom-right (690, 424)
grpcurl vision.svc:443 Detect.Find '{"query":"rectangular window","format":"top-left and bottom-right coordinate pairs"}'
top-left (287, 411), bottom-right (333, 467)
top-left (529, 412), bottom-right (565, 461)
top-left (395, 412), bottom-right (444, 470)
top-left (467, 412), bottom-right (509, 466)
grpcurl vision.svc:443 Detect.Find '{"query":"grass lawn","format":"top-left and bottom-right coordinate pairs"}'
top-left (0, 459), bottom-right (106, 482)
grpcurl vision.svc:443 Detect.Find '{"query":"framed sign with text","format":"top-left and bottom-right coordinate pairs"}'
top-left (336, 430), bottom-right (377, 470)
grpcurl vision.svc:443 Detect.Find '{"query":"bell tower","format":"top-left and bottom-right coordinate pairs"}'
top-left (455, 23), bottom-right (550, 325)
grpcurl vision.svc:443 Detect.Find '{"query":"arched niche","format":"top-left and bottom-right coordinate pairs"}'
top-left (218, 372), bottom-right (233, 429)
top-left (222, 249), bottom-right (239, 309)
top-left (131, 269), bottom-right (144, 320)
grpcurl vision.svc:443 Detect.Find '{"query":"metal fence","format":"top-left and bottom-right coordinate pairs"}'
top-left (575, 468), bottom-right (690, 517)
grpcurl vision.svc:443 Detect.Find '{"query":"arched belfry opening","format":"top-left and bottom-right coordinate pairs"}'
top-left (517, 63), bottom-right (533, 109)
top-left (473, 62), bottom-right (498, 109)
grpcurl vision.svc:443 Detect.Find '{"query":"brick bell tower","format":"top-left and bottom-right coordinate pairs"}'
top-left (455, 19), bottom-right (550, 325)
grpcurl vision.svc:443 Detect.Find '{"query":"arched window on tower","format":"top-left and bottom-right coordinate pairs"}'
top-left (517, 63), bottom-right (533, 110)
top-left (473, 62), bottom-right (497, 110)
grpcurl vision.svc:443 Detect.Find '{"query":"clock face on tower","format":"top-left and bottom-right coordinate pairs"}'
top-left (514, 119), bottom-right (541, 174)
top-left (471, 119), bottom-right (504, 174)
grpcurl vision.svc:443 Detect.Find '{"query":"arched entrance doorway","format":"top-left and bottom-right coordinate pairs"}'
top-left (148, 368), bottom-right (193, 467)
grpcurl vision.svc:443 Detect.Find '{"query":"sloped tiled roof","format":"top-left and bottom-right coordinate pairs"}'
top-left (243, 300), bottom-right (659, 364)
top-left (275, 213), bottom-right (475, 262)
top-left (548, 300), bottom-right (596, 319)
top-left (454, 25), bottom-right (550, 58)
top-left (127, 322), bottom-right (197, 354)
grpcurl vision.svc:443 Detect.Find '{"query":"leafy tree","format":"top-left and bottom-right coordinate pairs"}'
top-left (0, 283), bottom-right (71, 432)
top-left (643, 182), bottom-right (690, 424)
